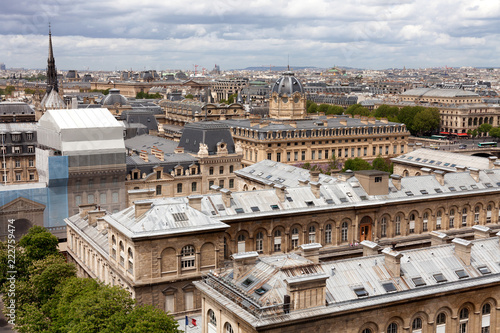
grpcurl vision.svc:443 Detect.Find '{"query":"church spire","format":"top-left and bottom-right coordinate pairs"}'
top-left (46, 24), bottom-right (59, 94)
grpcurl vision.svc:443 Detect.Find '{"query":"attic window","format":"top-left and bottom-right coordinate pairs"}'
top-left (412, 277), bottom-right (426, 287)
top-left (449, 187), bottom-right (457, 192)
top-left (286, 197), bottom-right (293, 202)
top-left (435, 161), bottom-right (442, 165)
top-left (242, 278), bottom-right (254, 287)
top-left (255, 287), bottom-right (268, 295)
top-left (270, 204), bottom-right (280, 210)
top-left (305, 201), bottom-right (315, 207)
top-left (353, 287), bottom-right (369, 297)
top-left (433, 273), bottom-right (447, 283)
top-left (405, 191), bottom-right (414, 196)
top-left (478, 266), bottom-right (491, 275)
top-left (235, 208), bottom-right (245, 214)
top-left (382, 282), bottom-right (397, 293)
top-left (434, 188), bottom-right (443, 193)
top-left (455, 269), bottom-right (469, 279)
top-left (251, 206), bottom-right (260, 212)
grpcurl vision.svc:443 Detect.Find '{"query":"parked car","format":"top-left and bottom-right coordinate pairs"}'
top-left (459, 144), bottom-right (467, 149)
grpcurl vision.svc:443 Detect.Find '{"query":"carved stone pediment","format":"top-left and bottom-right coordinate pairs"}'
top-left (0, 197), bottom-right (46, 214)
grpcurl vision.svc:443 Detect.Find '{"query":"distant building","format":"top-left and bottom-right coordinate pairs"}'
top-left (0, 63), bottom-right (5, 71)
top-left (211, 78), bottom-right (249, 102)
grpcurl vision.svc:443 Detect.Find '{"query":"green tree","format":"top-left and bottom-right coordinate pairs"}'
top-left (108, 305), bottom-right (181, 333)
top-left (227, 93), bottom-right (238, 104)
top-left (306, 100), bottom-right (318, 113)
top-left (412, 108), bottom-right (440, 135)
top-left (18, 226), bottom-right (59, 263)
top-left (326, 105), bottom-right (344, 115)
top-left (346, 104), bottom-right (370, 116)
top-left (185, 94), bottom-right (194, 99)
top-left (489, 127), bottom-right (500, 141)
top-left (372, 156), bottom-right (393, 173)
top-left (477, 123), bottom-right (493, 134)
top-left (397, 106), bottom-right (423, 134)
top-left (317, 104), bottom-right (330, 114)
top-left (342, 158), bottom-right (372, 172)
top-left (373, 104), bottom-right (399, 119)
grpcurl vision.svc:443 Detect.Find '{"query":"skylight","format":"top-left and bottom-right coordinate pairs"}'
top-left (270, 204), bottom-right (280, 210)
top-left (382, 282), bottom-right (397, 293)
top-left (405, 191), bottom-right (414, 196)
top-left (412, 277), bottom-right (426, 287)
top-left (420, 190), bottom-right (428, 195)
top-left (286, 197), bottom-right (293, 202)
top-left (250, 206), bottom-right (260, 212)
top-left (353, 287), bottom-right (369, 297)
top-left (434, 188), bottom-right (443, 193)
top-left (459, 186), bottom-right (467, 191)
top-left (305, 201), bottom-right (315, 207)
top-left (433, 273), bottom-right (447, 283)
top-left (478, 266), bottom-right (491, 275)
top-left (455, 269), bottom-right (469, 279)
top-left (449, 187), bottom-right (456, 192)
top-left (235, 208), bottom-right (245, 214)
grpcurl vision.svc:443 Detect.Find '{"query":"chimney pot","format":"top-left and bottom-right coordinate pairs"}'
top-left (452, 238), bottom-right (473, 266)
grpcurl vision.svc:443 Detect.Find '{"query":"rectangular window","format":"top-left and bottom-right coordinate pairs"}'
top-left (112, 192), bottom-right (119, 203)
top-left (27, 146), bottom-right (34, 153)
top-left (373, 147), bottom-right (376, 155)
top-left (318, 150), bottom-right (322, 159)
top-left (165, 294), bottom-right (175, 313)
top-left (311, 151), bottom-right (315, 160)
top-left (276, 152), bottom-right (281, 162)
top-left (364, 147), bottom-right (367, 156)
top-left (351, 148), bottom-right (355, 157)
top-left (87, 194), bottom-right (94, 204)
top-left (375, 177), bottom-right (382, 183)
top-left (357, 148), bottom-right (361, 157)
top-left (325, 150), bottom-right (328, 159)
top-left (301, 151), bottom-right (305, 160)
top-left (15, 173), bottom-right (21, 181)
top-left (294, 151), bottom-right (298, 161)
top-left (13, 146), bottom-right (21, 154)
top-left (287, 152), bottom-right (291, 161)
top-left (229, 179), bottom-right (234, 188)
top-left (393, 145), bottom-right (397, 154)
top-left (219, 180), bottom-right (224, 188)
top-left (28, 159), bottom-right (34, 167)
top-left (401, 145), bottom-right (405, 153)
top-left (29, 173), bottom-right (35, 180)
top-left (15, 160), bottom-right (20, 168)
top-left (100, 193), bottom-right (107, 204)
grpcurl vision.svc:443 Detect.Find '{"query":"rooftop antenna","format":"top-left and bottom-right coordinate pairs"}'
top-left (287, 54), bottom-right (290, 71)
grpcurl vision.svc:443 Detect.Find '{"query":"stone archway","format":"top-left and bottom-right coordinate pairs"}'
top-left (359, 216), bottom-right (373, 242)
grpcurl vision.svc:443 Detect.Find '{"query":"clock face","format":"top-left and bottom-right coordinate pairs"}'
top-left (282, 97), bottom-right (288, 103)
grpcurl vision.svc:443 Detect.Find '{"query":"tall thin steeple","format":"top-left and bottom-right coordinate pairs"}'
top-left (46, 24), bottom-right (59, 94)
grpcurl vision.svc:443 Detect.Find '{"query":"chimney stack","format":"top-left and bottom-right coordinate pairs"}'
top-left (134, 200), bottom-right (153, 219)
top-left (488, 156), bottom-right (497, 169)
top-left (275, 184), bottom-right (286, 202)
top-left (300, 243), bottom-right (322, 263)
top-left (310, 181), bottom-right (321, 199)
top-left (391, 174), bottom-right (402, 190)
top-left (455, 165), bottom-right (466, 173)
top-left (220, 188), bottom-right (232, 207)
top-left (298, 178), bottom-right (309, 186)
top-left (382, 247), bottom-right (403, 277)
top-left (310, 170), bottom-right (320, 183)
top-left (434, 170), bottom-right (445, 186)
top-left (139, 150), bottom-right (149, 162)
top-left (187, 195), bottom-right (203, 211)
top-left (468, 167), bottom-right (480, 182)
top-left (79, 203), bottom-right (97, 218)
top-left (452, 238), bottom-right (473, 266)
top-left (232, 251), bottom-right (259, 280)
top-left (419, 167), bottom-right (432, 176)
top-left (472, 225), bottom-right (491, 239)
top-left (430, 231), bottom-right (449, 246)
top-left (361, 240), bottom-right (381, 256)
top-left (87, 209), bottom-right (106, 227)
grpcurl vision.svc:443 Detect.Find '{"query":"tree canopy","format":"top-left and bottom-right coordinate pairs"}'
top-left (489, 127), bottom-right (500, 140)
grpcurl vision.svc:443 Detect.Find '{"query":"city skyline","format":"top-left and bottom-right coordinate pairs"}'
top-left (0, 0), bottom-right (499, 71)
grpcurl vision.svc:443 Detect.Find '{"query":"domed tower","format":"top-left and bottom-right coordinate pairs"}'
top-left (269, 71), bottom-right (306, 119)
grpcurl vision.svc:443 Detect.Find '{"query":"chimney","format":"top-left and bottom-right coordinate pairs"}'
top-left (391, 174), bottom-right (402, 190)
top-left (310, 170), bottom-right (320, 183)
top-left (220, 188), bottom-right (232, 207)
top-left (434, 170), bottom-right (445, 186)
top-left (96, 217), bottom-right (108, 232)
top-left (472, 225), bottom-right (491, 239)
top-left (135, 200), bottom-right (153, 219)
top-left (419, 167), bottom-right (432, 176)
top-left (285, 272), bottom-right (329, 310)
top-left (71, 97), bottom-right (78, 109)
top-left (87, 209), bottom-right (106, 227)
top-left (368, 117), bottom-right (376, 124)
top-left (455, 165), bottom-right (466, 173)
top-left (298, 178), bottom-right (309, 186)
top-left (382, 247), bottom-right (403, 277)
top-left (494, 161), bottom-right (500, 169)
top-left (360, 116), bottom-right (368, 124)
top-left (210, 184), bottom-right (221, 193)
top-left (468, 167), bottom-right (480, 182)
top-left (340, 119), bottom-right (347, 126)
top-left (232, 251), bottom-right (258, 280)
top-left (430, 231), bottom-right (449, 246)
top-left (488, 156), bottom-right (497, 169)
top-left (310, 181), bottom-right (321, 199)
top-left (79, 203), bottom-right (97, 218)
top-left (380, 118), bottom-right (388, 123)
top-left (139, 150), bottom-right (149, 162)
top-left (275, 184), bottom-right (286, 202)
top-left (187, 195), bottom-right (203, 211)
top-left (452, 238), bottom-right (473, 266)
top-left (361, 240), bottom-right (380, 256)
top-left (175, 146), bottom-right (184, 154)
top-left (300, 243), bottom-right (322, 263)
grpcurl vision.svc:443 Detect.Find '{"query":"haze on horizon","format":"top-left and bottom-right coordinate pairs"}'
top-left (0, 0), bottom-right (499, 72)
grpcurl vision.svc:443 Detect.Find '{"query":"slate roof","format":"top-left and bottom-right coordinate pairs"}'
top-left (392, 148), bottom-right (492, 171)
top-left (401, 88), bottom-right (479, 98)
top-left (178, 121), bottom-right (235, 154)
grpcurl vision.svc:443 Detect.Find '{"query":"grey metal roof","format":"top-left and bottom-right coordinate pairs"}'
top-left (125, 134), bottom-right (179, 154)
top-left (0, 102), bottom-right (35, 115)
top-left (178, 121), bottom-right (235, 154)
top-left (271, 71), bottom-right (305, 96)
top-left (401, 88), bottom-right (479, 97)
top-left (101, 89), bottom-right (129, 106)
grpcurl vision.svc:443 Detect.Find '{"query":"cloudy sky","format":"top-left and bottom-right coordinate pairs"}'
top-left (1, 0), bottom-right (499, 71)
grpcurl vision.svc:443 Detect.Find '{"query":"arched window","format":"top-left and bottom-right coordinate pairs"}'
top-left (181, 245), bottom-right (195, 268)
top-left (325, 224), bottom-right (332, 244)
top-left (459, 308), bottom-right (469, 333)
top-left (436, 210), bottom-right (442, 229)
top-left (119, 241), bottom-right (125, 266)
top-left (422, 212), bottom-right (428, 231)
top-left (341, 222), bottom-right (348, 242)
top-left (177, 183), bottom-right (183, 193)
top-left (361, 329), bottom-right (372, 333)
top-left (127, 248), bottom-right (133, 273)
top-left (111, 235), bottom-right (117, 259)
top-left (308, 226), bottom-right (316, 243)
top-left (291, 228), bottom-right (299, 248)
top-left (482, 303), bottom-right (491, 333)
top-left (256, 232), bottom-right (263, 253)
top-left (474, 206), bottom-right (480, 224)
top-left (237, 234), bottom-right (245, 253)
top-left (387, 322), bottom-right (398, 333)
top-left (225, 322), bottom-right (234, 333)
top-left (411, 318), bottom-right (422, 332)
top-left (461, 208), bottom-right (468, 226)
top-left (449, 209), bottom-right (455, 228)
top-left (381, 217), bottom-right (387, 237)
top-left (436, 312), bottom-right (446, 332)
top-left (274, 230), bottom-right (282, 252)
top-left (395, 216), bottom-right (401, 235)
top-left (409, 213), bottom-right (416, 233)
top-left (208, 309), bottom-right (217, 333)
top-left (486, 204), bottom-right (492, 222)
